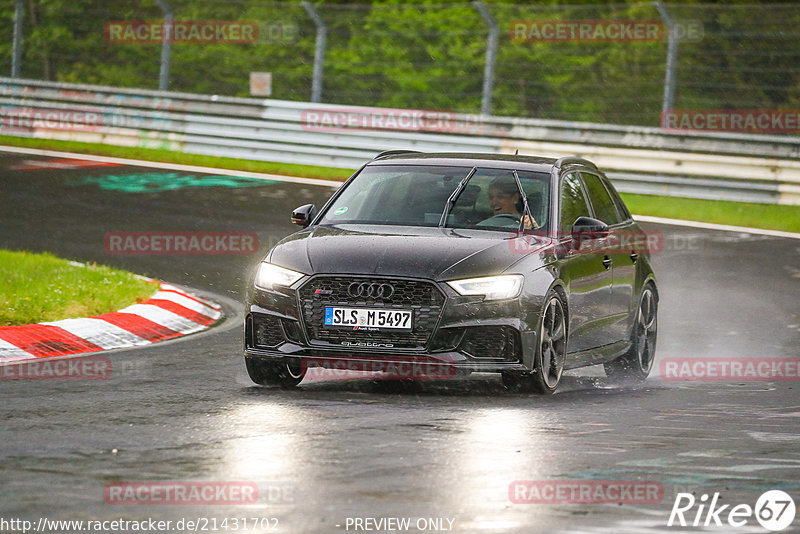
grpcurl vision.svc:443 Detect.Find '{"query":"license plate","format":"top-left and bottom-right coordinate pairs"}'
top-left (324, 307), bottom-right (412, 331)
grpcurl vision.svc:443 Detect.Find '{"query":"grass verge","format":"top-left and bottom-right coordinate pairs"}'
top-left (0, 250), bottom-right (157, 326)
top-left (621, 193), bottom-right (800, 233)
top-left (2, 135), bottom-right (799, 234)
top-left (0, 135), bottom-right (354, 181)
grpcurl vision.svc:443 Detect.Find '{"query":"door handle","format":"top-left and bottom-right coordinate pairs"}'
top-left (602, 255), bottom-right (612, 269)
top-left (630, 252), bottom-right (639, 264)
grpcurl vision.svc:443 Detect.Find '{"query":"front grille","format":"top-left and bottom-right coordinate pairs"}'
top-left (298, 276), bottom-right (446, 350)
top-left (460, 326), bottom-right (520, 361)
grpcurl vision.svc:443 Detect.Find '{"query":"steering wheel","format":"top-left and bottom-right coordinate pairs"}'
top-left (478, 213), bottom-right (521, 228)
top-left (491, 214), bottom-right (520, 223)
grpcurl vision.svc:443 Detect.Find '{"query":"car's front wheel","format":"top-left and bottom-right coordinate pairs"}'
top-left (245, 357), bottom-right (306, 388)
top-left (604, 283), bottom-right (657, 381)
top-left (503, 291), bottom-right (567, 394)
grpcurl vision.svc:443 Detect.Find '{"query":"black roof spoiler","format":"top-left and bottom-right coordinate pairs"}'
top-left (554, 156), bottom-right (598, 170)
top-left (373, 150), bottom-right (423, 160)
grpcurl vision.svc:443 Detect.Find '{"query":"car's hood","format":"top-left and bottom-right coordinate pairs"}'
top-left (268, 224), bottom-right (549, 281)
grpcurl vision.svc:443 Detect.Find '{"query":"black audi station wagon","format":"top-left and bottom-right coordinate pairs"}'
top-left (244, 152), bottom-right (658, 393)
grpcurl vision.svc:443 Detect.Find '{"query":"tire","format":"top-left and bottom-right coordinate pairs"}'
top-left (503, 290), bottom-right (568, 394)
top-left (604, 284), bottom-right (657, 381)
top-left (245, 357), bottom-right (306, 388)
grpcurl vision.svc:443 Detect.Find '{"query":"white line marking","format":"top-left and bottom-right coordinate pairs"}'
top-left (633, 214), bottom-right (800, 239)
top-left (117, 304), bottom-right (206, 335)
top-left (0, 338), bottom-right (35, 362)
top-left (0, 145), bottom-right (344, 188)
top-left (150, 290), bottom-right (221, 319)
top-left (39, 318), bottom-right (150, 350)
top-left (159, 283), bottom-right (221, 309)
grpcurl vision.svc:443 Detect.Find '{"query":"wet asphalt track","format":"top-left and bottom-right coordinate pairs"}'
top-left (0, 150), bottom-right (798, 533)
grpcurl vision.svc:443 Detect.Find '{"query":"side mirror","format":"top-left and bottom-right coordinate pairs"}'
top-left (291, 204), bottom-right (316, 228)
top-left (571, 216), bottom-right (609, 244)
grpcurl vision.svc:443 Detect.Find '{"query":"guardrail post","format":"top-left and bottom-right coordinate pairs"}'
top-left (474, 1), bottom-right (498, 116)
top-left (655, 1), bottom-right (678, 118)
top-left (156, 0), bottom-right (173, 91)
top-left (302, 2), bottom-right (326, 103)
top-left (11, 0), bottom-right (23, 77)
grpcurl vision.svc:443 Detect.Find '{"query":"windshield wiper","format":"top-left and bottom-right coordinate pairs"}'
top-left (438, 167), bottom-right (477, 228)
top-left (512, 169), bottom-right (533, 233)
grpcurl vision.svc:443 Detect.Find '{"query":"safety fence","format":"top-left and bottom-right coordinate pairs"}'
top-left (4, 2), bottom-right (800, 128)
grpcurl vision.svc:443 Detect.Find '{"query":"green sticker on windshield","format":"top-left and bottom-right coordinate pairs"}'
top-left (334, 206), bottom-right (348, 215)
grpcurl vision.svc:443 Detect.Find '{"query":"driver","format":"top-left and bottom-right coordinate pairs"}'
top-left (477, 176), bottom-right (538, 229)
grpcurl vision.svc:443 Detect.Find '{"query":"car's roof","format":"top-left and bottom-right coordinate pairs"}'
top-left (367, 152), bottom-right (560, 172)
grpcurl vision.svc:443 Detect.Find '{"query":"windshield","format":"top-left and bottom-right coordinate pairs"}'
top-left (319, 165), bottom-right (470, 226)
top-left (319, 164), bottom-right (551, 232)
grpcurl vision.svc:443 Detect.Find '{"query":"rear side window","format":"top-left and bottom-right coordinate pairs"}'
top-left (559, 173), bottom-right (591, 232)
top-left (581, 172), bottom-right (622, 225)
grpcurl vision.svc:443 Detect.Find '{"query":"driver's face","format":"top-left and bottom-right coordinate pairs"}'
top-left (488, 187), bottom-right (520, 215)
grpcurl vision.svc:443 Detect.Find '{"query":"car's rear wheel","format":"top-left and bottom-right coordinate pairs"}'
top-left (503, 291), bottom-right (567, 394)
top-left (245, 357), bottom-right (306, 388)
top-left (604, 284), bottom-right (657, 381)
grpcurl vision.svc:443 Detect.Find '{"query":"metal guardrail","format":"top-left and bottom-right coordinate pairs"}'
top-left (1, 77), bottom-right (799, 205)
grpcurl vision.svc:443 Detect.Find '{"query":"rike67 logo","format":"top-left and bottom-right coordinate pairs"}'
top-left (668, 490), bottom-right (796, 531)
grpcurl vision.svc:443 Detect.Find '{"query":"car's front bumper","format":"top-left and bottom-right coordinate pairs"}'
top-left (244, 275), bottom-right (541, 374)
top-left (244, 345), bottom-right (530, 374)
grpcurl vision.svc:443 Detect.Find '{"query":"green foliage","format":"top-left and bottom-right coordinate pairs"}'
top-left (621, 193), bottom-right (800, 233)
top-left (0, 250), bottom-right (156, 326)
top-left (0, 134), bottom-right (355, 180)
top-left (4, 1), bottom-right (799, 126)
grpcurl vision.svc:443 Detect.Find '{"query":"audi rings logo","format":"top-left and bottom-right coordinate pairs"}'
top-left (347, 282), bottom-right (395, 299)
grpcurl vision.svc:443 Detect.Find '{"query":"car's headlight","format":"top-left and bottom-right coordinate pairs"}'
top-left (446, 274), bottom-right (523, 301)
top-left (254, 262), bottom-right (305, 290)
